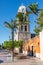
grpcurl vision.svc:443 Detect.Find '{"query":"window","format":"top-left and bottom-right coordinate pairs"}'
top-left (21, 26), bottom-right (23, 31)
top-left (25, 26), bottom-right (27, 31)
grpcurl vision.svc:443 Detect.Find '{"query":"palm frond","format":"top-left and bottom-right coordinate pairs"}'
top-left (34, 27), bottom-right (40, 34)
top-left (28, 3), bottom-right (39, 15)
top-left (26, 10), bottom-right (32, 15)
top-left (4, 21), bottom-right (12, 29)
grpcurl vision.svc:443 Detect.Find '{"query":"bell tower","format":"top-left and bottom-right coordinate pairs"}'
top-left (18, 23), bottom-right (31, 42)
top-left (14, 4), bottom-right (31, 42)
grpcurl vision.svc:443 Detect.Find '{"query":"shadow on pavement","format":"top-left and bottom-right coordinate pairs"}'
top-left (0, 60), bottom-right (3, 63)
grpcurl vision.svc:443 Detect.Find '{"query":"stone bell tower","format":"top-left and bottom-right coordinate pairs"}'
top-left (14, 4), bottom-right (31, 42)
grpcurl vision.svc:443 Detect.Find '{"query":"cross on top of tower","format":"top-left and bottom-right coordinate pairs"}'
top-left (18, 3), bottom-right (26, 13)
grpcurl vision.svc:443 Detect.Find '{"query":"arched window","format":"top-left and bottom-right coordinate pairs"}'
top-left (21, 25), bottom-right (23, 31)
top-left (25, 26), bottom-right (27, 31)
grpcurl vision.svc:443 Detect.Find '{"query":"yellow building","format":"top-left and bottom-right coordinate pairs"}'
top-left (23, 36), bottom-right (40, 57)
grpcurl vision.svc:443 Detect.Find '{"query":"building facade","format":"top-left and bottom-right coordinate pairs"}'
top-left (23, 30), bottom-right (43, 61)
top-left (14, 4), bottom-right (31, 41)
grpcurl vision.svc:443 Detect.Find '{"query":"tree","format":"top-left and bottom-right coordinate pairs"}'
top-left (3, 41), bottom-right (12, 50)
top-left (14, 40), bottom-right (23, 48)
top-left (28, 3), bottom-right (42, 34)
top-left (34, 26), bottom-right (40, 35)
top-left (34, 10), bottom-right (43, 34)
top-left (28, 3), bottom-right (39, 15)
top-left (3, 40), bottom-right (23, 53)
top-left (4, 19), bottom-right (18, 61)
top-left (16, 11), bottom-right (30, 24)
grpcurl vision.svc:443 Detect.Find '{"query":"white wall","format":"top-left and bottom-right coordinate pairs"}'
top-left (39, 30), bottom-right (43, 60)
top-left (36, 53), bottom-right (40, 58)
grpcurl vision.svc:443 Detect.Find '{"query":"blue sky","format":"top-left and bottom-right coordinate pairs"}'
top-left (0, 0), bottom-right (43, 44)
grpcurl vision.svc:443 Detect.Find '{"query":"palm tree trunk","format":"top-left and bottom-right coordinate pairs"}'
top-left (12, 29), bottom-right (14, 61)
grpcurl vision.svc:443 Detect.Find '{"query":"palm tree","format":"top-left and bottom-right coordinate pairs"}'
top-left (34, 26), bottom-right (40, 35)
top-left (34, 9), bottom-right (43, 34)
top-left (4, 19), bottom-right (18, 61)
top-left (28, 3), bottom-right (39, 15)
top-left (16, 11), bottom-right (31, 24)
top-left (28, 3), bottom-right (41, 35)
top-left (36, 10), bottom-right (43, 31)
top-left (16, 11), bottom-right (31, 35)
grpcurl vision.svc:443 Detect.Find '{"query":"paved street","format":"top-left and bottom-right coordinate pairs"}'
top-left (0, 50), bottom-right (43, 65)
top-left (0, 50), bottom-right (12, 63)
top-left (0, 57), bottom-right (43, 65)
